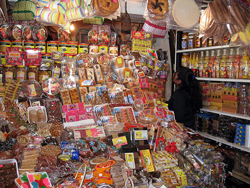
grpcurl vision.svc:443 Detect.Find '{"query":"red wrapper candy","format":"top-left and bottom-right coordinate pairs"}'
top-left (5, 47), bottom-right (23, 66)
top-left (24, 48), bottom-right (42, 66)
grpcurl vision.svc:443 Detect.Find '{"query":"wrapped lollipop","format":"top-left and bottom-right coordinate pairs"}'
top-left (32, 26), bottom-right (47, 41)
top-left (22, 25), bottom-right (33, 41)
top-left (42, 78), bottom-right (60, 97)
top-left (11, 25), bottom-right (22, 40)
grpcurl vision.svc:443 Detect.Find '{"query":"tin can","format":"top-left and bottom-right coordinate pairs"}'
top-left (0, 40), bottom-right (11, 53)
top-left (98, 45), bottom-right (108, 53)
top-left (47, 41), bottom-right (58, 53)
top-left (42, 53), bottom-right (51, 60)
top-left (35, 41), bottom-right (46, 53)
top-left (58, 42), bottom-right (68, 53)
top-left (24, 41), bottom-right (35, 51)
top-left (12, 40), bottom-right (22, 48)
top-left (78, 43), bottom-right (88, 53)
top-left (89, 45), bottom-right (98, 54)
top-left (67, 41), bottom-right (78, 54)
top-left (109, 46), bottom-right (118, 56)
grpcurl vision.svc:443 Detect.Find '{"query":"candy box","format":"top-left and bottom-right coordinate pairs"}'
top-left (5, 47), bottom-right (23, 66)
top-left (15, 172), bottom-right (31, 188)
top-left (0, 159), bottom-right (19, 188)
top-left (24, 48), bottom-right (42, 66)
top-left (27, 172), bottom-right (52, 188)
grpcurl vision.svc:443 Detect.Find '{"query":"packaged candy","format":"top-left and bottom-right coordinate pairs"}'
top-left (32, 26), bottom-right (47, 41)
top-left (42, 78), bottom-right (60, 97)
top-left (11, 25), bottom-right (22, 40)
top-left (51, 51), bottom-right (64, 61)
top-left (98, 25), bottom-right (110, 45)
top-left (22, 25), bottom-right (33, 41)
top-left (0, 24), bottom-right (10, 40)
top-left (28, 106), bottom-right (47, 123)
top-left (88, 25), bottom-right (98, 44)
top-left (40, 59), bottom-right (54, 70)
top-left (44, 98), bottom-right (62, 123)
top-left (20, 80), bottom-right (43, 98)
top-left (5, 47), bottom-right (23, 66)
top-left (61, 59), bottom-right (77, 77)
top-left (24, 48), bottom-right (42, 66)
top-left (110, 32), bottom-right (117, 46)
top-left (76, 53), bottom-right (93, 68)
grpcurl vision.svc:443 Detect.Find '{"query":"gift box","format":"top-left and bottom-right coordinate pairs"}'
top-left (24, 48), bottom-right (42, 66)
top-left (5, 47), bottom-right (23, 66)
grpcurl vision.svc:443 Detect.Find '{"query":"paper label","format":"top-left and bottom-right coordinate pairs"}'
top-left (134, 130), bottom-right (148, 140)
top-left (117, 58), bottom-right (122, 64)
top-left (135, 61), bottom-right (141, 66)
top-left (9, 51), bottom-right (20, 58)
top-left (125, 71), bottom-right (130, 77)
top-left (27, 53), bottom-right (38, 59)
top-left (140, 149), bottom-right (155, 172)
top-left (5, 71), bottom-right (13, 82)
top-left (31, 101), bottom-right (41, 107)
top-left (27, 84), bottom-right (37, 97)
top-left (28, 72), bottom-right (35, 80)
top-left (125, 153), bottom-right (136, 169)
top-left (17, 71), bottom-right (25, 82)
top-left (112, 136), bottom-right (128, 146)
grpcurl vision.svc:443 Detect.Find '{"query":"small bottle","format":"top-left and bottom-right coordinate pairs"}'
top-left (193, 53), bottom-right (199, 76)
top-left (213, 50), bottom-right (221, 78)
top-left (208, 50), bottom-right (215, 78)
top-left (227, 48), bottom-right (234, 79)
top-left (203, 51), bottom-right (210, 77)
top-left (188, 33), bottom-right (195, 49)
top-left (198, 51), bottom-right (204, 77)
top-left (240, 49), bottom-right (249, 79)
top-left (220, 49), bottom-right (228, 78)
top-left (182, 33), bottom-right (188, 50)
top-left (181, 53), bottom-right (189, 67)
top-left (233, 48), bottom-right (241, 79)
top-left (195, 34), bottom-right (201, 48)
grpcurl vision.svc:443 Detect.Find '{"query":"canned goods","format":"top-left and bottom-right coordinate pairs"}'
top-left (58, 42), bottom-right (68, 53)
top-left (109, 46), bottom-right (118, 56)
top-left (0, 52), bottom-right (5, 65)
top-left (12, 40), bottom-right (22, 48)
top-left (98, 45), bottom-right (108, 53)
top-left (67, 41), bottom-right (78, 54)
top-left (89, 45), bottom-right (98, 54)
top-left (47, 41), bottom-right (58, 53)
top-left (24, 41), bottom-right (35, 50)
top-left (42, 53), bottom-right (51, 60)
top-left (0, 40), bottom-right (11, 52)
top-left (78, 43), bottom-right (88, 53)
top-left (35, 41), bottom-right (46, 53)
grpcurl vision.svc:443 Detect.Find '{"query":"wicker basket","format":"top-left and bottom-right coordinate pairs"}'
top-left (12, 0), bottom-right (36, 21)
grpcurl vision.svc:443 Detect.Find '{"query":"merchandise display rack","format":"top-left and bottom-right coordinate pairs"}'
top-left (197, 77), bottom-right (250, 83)
top-left (196, 131), bottom-right (250, 153)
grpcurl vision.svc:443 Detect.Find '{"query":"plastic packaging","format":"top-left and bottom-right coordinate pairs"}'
top-left (44, 98), bottom-right (62, 123)
top-left (77, 53), bottom-right (94, 68)
top-left (42, 77), bottom-right (60, 97)
top-left (22, 25), bottom-right (33, 41)
top-left (20, 80), bottom-right (43, 98)
top-left (24, 48), bottom-right (42, 66)
top-left (28, 106), bottom-right (47, 123)
top-left (32, 26), bottom-right (47, 41)
top-left (61, 59), bottom-right (77, 77)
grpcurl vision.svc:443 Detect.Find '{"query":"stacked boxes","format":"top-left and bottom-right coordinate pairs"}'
top-left (222, 90), bottom-right (239, 114)
top-left (209, 83), bottom-right (224, 111)
top-left (234, 123), bottom-right (246, 145)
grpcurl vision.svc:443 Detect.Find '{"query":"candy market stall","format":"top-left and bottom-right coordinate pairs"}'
top-left (0, 0), bottom-right (249, 187)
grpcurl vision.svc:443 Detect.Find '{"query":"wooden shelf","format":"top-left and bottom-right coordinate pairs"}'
top-left (196, 77), bottom-right (250, 83)
top-left (196, 131), bottom-right (250, 153)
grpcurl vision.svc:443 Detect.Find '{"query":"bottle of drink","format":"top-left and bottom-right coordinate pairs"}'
top-left (204, 51), bottom-right (210, 77)
top-left (191, 53), bottom-right (195, 69)
top-left (240, 49), bottom-right (249, 79)
top-left (233, 48), bottom-right (241, 79)
top-left (227, 48), bottom-right (234, 79)
top-left (188, 53), bottom-right (192, 68)
top-left (220, 49), bottom-right (228, 78)
top-left (198, 51), bottom-right (204, 77)
top-left (193, 53), bottom-right (199, 76)
top-left (181, 53), bottom-right (189, 67)
top-left (208, 50), bottom-right (215, 78)
top-left (213, 50), bottom-right (221, 78)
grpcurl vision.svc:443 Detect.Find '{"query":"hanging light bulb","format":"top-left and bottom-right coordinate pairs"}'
top-left (70, 24), bottom-right (74, 31)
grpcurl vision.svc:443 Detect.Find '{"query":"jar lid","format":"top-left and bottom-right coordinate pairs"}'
top-left (29, 66), bottom-right (37, 68)
top-left (4, 65), bottom-right (12, 67)
top-left (17, 65), bottom-right (25, 67)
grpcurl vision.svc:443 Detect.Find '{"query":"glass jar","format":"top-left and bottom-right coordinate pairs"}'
top-left (28, 66), bottom-right (39, 81)
top-left (188, 33), bottom-right (195, 49)
top-left (53, 61), bottom-right (61, 79)
top-left (16, 65), bottom-right (27, 82)
top-left (3, 65), bottom-right (14, 84)
top-left (181, 53), bottom-right (189, 67)
top-left (39, 70), bottom-right (50, 84)
top-left (47, 41), bottom-right (58, 53)
top-left (58, 42), bottom-right (68, 53)
top-left (208, 37), bottom-right (214, 47)
top-left (23, 41), bottom-right (35, 51)
top-left (35, 41), bottom-right (46, 54)
top-left (195, 34), bottom-right (201, 48)
top-left (181, 33), bottom-right (188, 50)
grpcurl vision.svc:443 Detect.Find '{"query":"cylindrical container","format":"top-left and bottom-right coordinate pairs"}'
top-left (47, 41), bottom-right (58, 53)
top-left (39, 70), bottom-right (50, 84)
top-left (58, 42), bottom-right (68, 53)
top-left (3, 65), bottom-right (14, 85)
top-left (0, 53), bottom-right (6, 66)
top-left (12, 40), bottom-right (22, 48)
top-left (245, 125), bottom-right (250, 147)
top-left (67, 41), bottom-right (78, 54)
top-left (64, 54), bottom-right (72, 59)
top-left (78, 43), bottom-right (88, 53)
top-left (0, 40), bottom-right (11, 53)
top-left (89, 45), bottom-right (98, 54)
top-left (188, 33), bottom-right (195, 49)
top-left (35, 41), bottom-right (46, 53)
top-left (16, 65), bottom-right (27, 82)
top-left (98, 45), bottom-right (108, 53)
top-left (28, 66), bottom-right (39, 81)
top-left (23, 41), bottom-right (35, 51)
top-left (109, 46), bottom-right (118, 56)
top-left (42, 53), bottom-right (51, 60)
